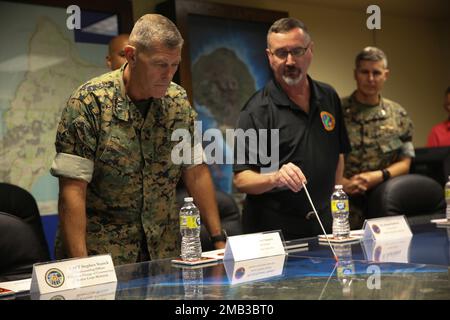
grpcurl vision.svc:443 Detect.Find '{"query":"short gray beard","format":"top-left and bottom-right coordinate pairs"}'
top-left (282, 74), bottom-right (303, 86)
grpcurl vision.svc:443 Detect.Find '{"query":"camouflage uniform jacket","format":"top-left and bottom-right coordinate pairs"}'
top-left (51, 64), bottom-right (197, 265)
top-left (342, 92), bottom-right (414, 178)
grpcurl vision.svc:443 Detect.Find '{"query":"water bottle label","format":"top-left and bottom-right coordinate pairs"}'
top-left (446, 189), bottom-right (450, 200)
top-left (180, 216), bottom-right (187, 228)
top-left (180, 215), bottom-right (200, 229)
top-left (331, 200), bottom-right (349, 213)
top-left (337, 264), bottom-right (355, 277)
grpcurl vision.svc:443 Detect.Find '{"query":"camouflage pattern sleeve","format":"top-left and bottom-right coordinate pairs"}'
top-left (180, 91), bottom-right (205, 169)
top-left (50, 95), bottom-right (100, 182)
top-left (189, 104), bottom-right (206, 167)
top-left (396, 105), bottom-right (415, 158)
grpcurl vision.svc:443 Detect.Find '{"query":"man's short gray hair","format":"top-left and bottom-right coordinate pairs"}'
top-left (355, 46), bottom-right (388, 68)
top-left (129, 14), bottom-right (183, 51)
top-left (267, 17), bottom-right (311, 47)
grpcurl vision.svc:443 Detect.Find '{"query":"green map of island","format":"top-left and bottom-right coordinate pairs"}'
top-left (0, 15), bottom-right (106, 214)
top-left (192, 47), bottom-right (256, 128)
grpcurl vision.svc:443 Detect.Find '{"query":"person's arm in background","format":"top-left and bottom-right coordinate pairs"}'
top-left (347, 156), bottom-right (411, 192)
top-left (341, 150), bottom-right (367, 196)
top-left (354, 106), bottom-right (414, 192)
top-left (344, 103), bottom-right (414, 193)
top-left (233, 169), bottom-right (276, 194)
top-left (58, 177), bottom-right (88, 257)
top-left (335, 154), bottom-right (345, 185)
top-left (234, 162), bottom-right (307, 194)
top-left (182, 164), bottom-right (225, 249)
top-left (342, 176), bottom-right (365, 195)
top-left (51, 97), bottom-right (97, 258)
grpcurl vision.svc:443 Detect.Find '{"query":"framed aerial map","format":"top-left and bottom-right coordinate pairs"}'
top-left (157, 0), bottom-right (287, 193)
top-left (158, 0), bottom-right (287, 126)
top-left (0, 0), bottom-right (132, 255)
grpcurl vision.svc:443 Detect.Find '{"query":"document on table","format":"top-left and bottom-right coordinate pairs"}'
top-left (0, 278), bottom-right (31, 293)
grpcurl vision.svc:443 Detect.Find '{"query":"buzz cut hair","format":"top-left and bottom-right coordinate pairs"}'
top-left (129, 14), bottom-right (183, 51)
top-left (355, 46), bottom-right (388, 69)
top-left (267, 17), bottom-right (311, 47)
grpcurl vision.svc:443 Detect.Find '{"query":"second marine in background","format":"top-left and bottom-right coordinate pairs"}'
top-left (342, 46), bottom-right (414, 228)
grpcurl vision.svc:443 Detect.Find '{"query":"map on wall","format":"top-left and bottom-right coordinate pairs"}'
top-left (0, 1), bottom-right (114, 215)
top-left (187, 14), bottom-right (272, 194)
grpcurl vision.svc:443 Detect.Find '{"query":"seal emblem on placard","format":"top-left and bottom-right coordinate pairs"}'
top-left (235, 267), bottom-right (246, 279)
top-left (45, 268), bottom-right (65, 288)
top-left (371, 224), bottom-right (381, 234)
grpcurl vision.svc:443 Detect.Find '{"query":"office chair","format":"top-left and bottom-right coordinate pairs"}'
top-left (411, 146), bottom-right (450, 186)
top-left (0, 211), bottom-right (50, 280)
top-left (367, 174), bottom-right (445, 226)
top-left (0, 183), bottom-right (50, 280)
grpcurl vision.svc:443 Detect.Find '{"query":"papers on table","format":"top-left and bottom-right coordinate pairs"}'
top-left (283, 240), bottom-right (309, 253)
top-left (431, 218), bottom-right (450, 226)
top-left (0, 278), bottom-right (31, 294)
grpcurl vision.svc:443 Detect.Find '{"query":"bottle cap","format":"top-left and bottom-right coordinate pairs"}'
top-left (184, 197), bottom-right (194, 202)
top-left (335, 185), bottom-right (343, 189)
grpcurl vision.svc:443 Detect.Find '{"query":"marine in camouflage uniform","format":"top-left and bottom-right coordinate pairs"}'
top-left (51, 64), bottom-right (198, 265)
top-left (342, 92), bottom-right (415, 227)
top-left (342, 92), bottom-right (414, 177)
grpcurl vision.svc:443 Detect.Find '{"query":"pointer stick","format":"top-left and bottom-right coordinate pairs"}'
top-left (302, 182), bottom-right (338, 262)
top-left (318, 262), bottom-right (338, 300)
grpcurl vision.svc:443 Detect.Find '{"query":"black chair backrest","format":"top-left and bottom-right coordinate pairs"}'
top-left (0, 183), bottom-right (50, 261)
top-left (0, 212), bottom-right (50, 278)
top-left (367, 174), bottom-right (445, 219)
top-left (411, 147), bottom-right (450, 186)
top-left (0, 183), bottom-right (50, 260)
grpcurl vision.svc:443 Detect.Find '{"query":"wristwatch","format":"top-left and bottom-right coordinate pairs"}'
top-left (210, 231), bottom-right (227, 243)
top-left (382, 169), bottom-right (391, 182)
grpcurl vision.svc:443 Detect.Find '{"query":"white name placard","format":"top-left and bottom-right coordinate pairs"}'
top-left (363, 215), bottom-right (413, 242)
top-left (30, 254), bottom-right (117, 295)
top-left (223, 231), bottom-right (286, 262)
top-left (223, 255), bottom-right (286, 285)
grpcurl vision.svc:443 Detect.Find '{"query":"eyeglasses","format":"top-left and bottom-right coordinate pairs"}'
top-left (269, 45), bottom-right (310, 60)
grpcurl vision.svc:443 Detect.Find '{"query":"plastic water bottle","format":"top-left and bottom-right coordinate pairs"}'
top-left (446, 176), bottom-right (450, 221)
top-left (331, 185), bottom-right (350, 239)
top-left (180, 197), bottom-right (202, 261)
top-left (182, 267), bottom-right (204, 299)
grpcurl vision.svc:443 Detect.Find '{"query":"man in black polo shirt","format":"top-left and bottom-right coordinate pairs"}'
top-left (233, 18), bottom-right (351, 240)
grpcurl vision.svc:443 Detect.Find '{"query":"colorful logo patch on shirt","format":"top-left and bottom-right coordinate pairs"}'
top-left (320, 111), bottom-right (335, 131)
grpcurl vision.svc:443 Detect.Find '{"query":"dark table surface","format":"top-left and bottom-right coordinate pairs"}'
top-left (26, 223), bottom-right (450, 300)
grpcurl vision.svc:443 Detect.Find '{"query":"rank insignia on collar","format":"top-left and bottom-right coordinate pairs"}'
top-left (320, 111), bottom-right (335, 131)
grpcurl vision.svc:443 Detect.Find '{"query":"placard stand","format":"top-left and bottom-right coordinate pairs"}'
top-left (30, 254), bottom-right (117, 296)
top-left (362, 215), bottom-right (413, 242)
top-left (223, 230), bottom-right (286, 262)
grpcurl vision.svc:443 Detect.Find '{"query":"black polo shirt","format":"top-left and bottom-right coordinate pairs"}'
top-left (233, 76), bottom-right (351, 240)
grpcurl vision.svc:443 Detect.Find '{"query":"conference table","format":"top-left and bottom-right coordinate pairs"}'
top-left (28, 222), bottom-right (450, 301)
